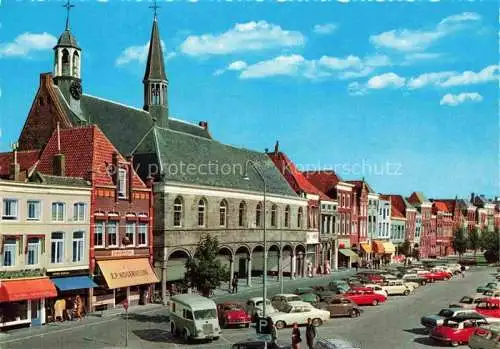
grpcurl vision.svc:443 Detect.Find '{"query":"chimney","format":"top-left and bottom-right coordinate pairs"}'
top-left (198, 121), bottom-right (208, 130)
top-left (8, 143), bottom-right (20, 181)
top-left (264, 148), bottom-right (269, 154)
top-left (470, 192), bottom-right (475, 203)
top-left (52, 123), bottom-right (65, 176)
top-left (274, 140), bottom-right (279, 154)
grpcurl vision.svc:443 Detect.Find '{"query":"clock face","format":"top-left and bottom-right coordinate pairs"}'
top-left (70, 81), bottom-right (82, 100)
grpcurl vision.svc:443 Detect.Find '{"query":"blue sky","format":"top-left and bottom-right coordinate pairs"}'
top-left (0, 1), bottom-right (498, 199)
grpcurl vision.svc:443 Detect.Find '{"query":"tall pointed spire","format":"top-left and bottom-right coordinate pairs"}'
top-left (143, 18), bottom-right (167, 82)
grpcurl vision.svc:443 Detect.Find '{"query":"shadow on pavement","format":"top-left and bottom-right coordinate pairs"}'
top-left (133, 329), bottom-right (171, 342)
top-left (413, 336), bottom-right (447, 347)
top-left (403, 328), bottom-right (429, 335)
top-left (121, 313), bottom-right (169, 323)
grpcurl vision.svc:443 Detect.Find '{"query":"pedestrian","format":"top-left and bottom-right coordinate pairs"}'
top-left (460, 264), bottom-right (466, 278)
top-left (291, 322), bottom-right (302, 349)
top-left (270, 321), bottom-right (278, 345)
top-left (354, 261), bottom-right (359, 272)
top-left (305, 318), bottom-right (317, 349)
top-left (232, 276), bottom-right (238, 294)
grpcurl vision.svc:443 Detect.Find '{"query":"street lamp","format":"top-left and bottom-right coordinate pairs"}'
top-left (243, 160), bottom-right (268, 317)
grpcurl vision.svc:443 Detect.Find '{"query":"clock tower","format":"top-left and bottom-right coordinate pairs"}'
top-left (53, 0), bottom-right (83, 109)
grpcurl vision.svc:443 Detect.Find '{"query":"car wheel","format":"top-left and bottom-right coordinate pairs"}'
top-left (450, 341), bottom-right (459, 347)
top-left (312, 318), bottom-right (323, 327)
top-left (372, 299), bottom-right (379, 306)
top-left (275, 321), bottom-right (286, 329)
top-left (183, 329), bottom-right (189, 342)
top-left (350, 309), bottom-right (360, 318)
top-left (170, 323), bottom-right (176, 337)
top-left (403, 289), bottom-right (410, 296)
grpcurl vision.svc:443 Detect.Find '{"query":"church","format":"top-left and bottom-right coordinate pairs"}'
top-left (15, 7), bottom-right (319, 302)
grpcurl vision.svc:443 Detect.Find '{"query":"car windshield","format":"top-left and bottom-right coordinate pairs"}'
top-left (460, 297), bottom-right (473, 304)
top-left (256, 300), bottom-right (271, 307)
top-left (288, 296), bottom-right (302, 302)
top-left (225, 304), bottom-right (243, 311)
top-left (443, 320), bottom-right (460, 328)
top-left (282, 304), bottom-right (293, 313)
top-left (194, 309), bottom-right (217, 320)
top-left (438, 309), bottom-right (454, 317)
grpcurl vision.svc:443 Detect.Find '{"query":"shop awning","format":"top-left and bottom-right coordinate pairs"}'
top-left (0, 278), bottom-right (57, 302)
top-left (360, 243), bottom-right (372, 254)
top-left (339, 249), bottom-right (360, 261)
top-left (372, 240), bottom-right (385, 254)
top-left (382, 241), bottom-right (396, 254)
top-left (97, 258), bottom-right (159, 289)
top-left (52, 276), bottom-right (98, 292)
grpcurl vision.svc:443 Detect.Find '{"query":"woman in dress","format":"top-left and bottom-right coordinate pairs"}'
top-left (291, 322), bottom-right (302, 349)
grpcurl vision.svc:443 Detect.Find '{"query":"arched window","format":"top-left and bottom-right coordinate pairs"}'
top-left (198, 199), bottom-right (206, 227)
top-left (271, 204), bottom-right (278, 227)
top-left (297, 207), bottom-right (303, 228)
top-left (256, 202), bottom-right (262, 227)
top-left (239, 201), bottom-right (246, 227)
top-left (284, 205), bottom-right (290, 228)
top-left (173, 197), bottom-right (183, 227)
top-left (72, 51), bottom-right (80, 77)
top-left (219, 200), bottom-right (227, 227)
top-left (61, 49), bottom-right (70, 75)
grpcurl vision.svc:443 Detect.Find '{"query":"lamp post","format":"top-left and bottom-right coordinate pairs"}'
top-left (243, 160), bottom-right (267, 317)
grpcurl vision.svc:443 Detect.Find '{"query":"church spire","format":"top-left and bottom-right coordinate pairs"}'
top-left (143, 2), bottom-right (169, 125)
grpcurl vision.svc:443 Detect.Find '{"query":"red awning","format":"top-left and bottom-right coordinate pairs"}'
top-left (0, 278), bottom-right (57, 302)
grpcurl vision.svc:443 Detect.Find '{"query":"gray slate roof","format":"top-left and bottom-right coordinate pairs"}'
top-left (31, 172), bottom-right (91, 187)
top-left (143, 18), bottom-right (167, 82)
top-left (56, 30), bottom-right (80, 49)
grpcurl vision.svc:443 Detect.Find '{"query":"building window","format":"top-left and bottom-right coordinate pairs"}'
top-left (198, 199), bottom-right (206, 227)
top-left (3, 239), bottom-right (16, 267)
top-left (51, 232), bottom-right (64, 264)
top-left (72, 231), bottom-right (84, 263)
top-left (27, 200), bottom-right (41, 220)
top-left (138, 223), bottom-right (148, 246)
top-left (107, 221), bottom-right (117, 247)
top-left (52, 202), bottom-right (65, 221)
top-left (238, 201), bottom-right (246, 227)
top-left (219, 200), bottom-right (227, 227)
top-left (256, 202), bottom-right (262, 227)
top-left (126, 222), bottom-right (136, 246)
top-left (118, 168), bottom-right (127, 199)
top-left (27, 239), bottom-right (39, 266)
top-left (297, 207), bottom-right (303, 228)
top-left (73, 203), bottom-right (86, 222)
top-left (271, 204), bottom-right (278, 227)
top-left (284, 206), bottom-right (290, 228)
top-left (2, 199), bottom-right (18, 220)
top-left (341, 195), bottom-right (345, 208)
top-left (346, 195), bottom-right (350, 208)
top-left (94, 221), bottom-right (105, 248)
top-left (173, 197), bottom-right (183, 227)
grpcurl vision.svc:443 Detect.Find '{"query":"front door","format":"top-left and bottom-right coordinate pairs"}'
top-left (31, 300), bottom-right (42, 326)
top-left (238, 258), bottom-right (246, 277)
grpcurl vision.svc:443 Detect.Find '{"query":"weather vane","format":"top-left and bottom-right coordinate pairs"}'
top-left (63, 0), bottom-right (75, 31)
top-left (149, 0), bottom-right (160, 19)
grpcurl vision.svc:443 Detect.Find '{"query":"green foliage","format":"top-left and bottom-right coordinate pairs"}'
top-left (468, 227), bottom-right (481, 254)
top-left (185, 234), bottom-right (230, 296)
top-left (452, 228), bottom-right (468, 256)
top-left (0, 268), bottom-right (45, 280)
top-left (399, 240), bottom-right (411, 256)
top-left (480, 229), bottom-right (499, 251)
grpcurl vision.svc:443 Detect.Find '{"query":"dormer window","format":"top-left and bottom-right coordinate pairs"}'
top-left (118, 167), bottom-right (127, 199)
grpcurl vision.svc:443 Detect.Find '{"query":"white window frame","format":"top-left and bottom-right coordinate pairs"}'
top-left (2, 199), bottom-right (18, 220)
top-left (137, 223), bottom-right (148, 247)
top-left (118, 168), bottom-right (127, 199)
top-left (106, 221), bottom-right (118, 247)
top-left (52, 202), bottom-right (65, 221)
top-left (27, 239), bottom-right (40, 266)
top-left (3, 239), bottom-right (17, 267)
top-left (72, 231), bottom-right (84, 263)
top-left (27, 200), bottom-right (41, 221)
top-left (126, 222), bottom-right (136, 246)
top-left (73, 203), bottom-right (86, 222)
top-left (94, 221), bottom-right (105, 248)
top-left (51, 232), bottom-right (64, 264)
top-left (173, 197), bottom-right (183, 227)
top-left (198, 200), bottom-right (206, 227)
top-left (219, 201), bottom-right (227, 227)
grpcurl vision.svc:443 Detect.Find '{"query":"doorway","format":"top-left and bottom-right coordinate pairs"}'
top-left (30, 300), bottom-right (42, 326)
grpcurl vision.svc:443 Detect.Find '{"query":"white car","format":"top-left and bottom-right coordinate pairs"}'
top-left (246, 297), bottom-right (276, 320)
top-left (403, 281), bottom-right (420, 291)
top-left (381, 279), bottom-right (411, 296)
top-left (363, 284), bottom-right (388, 297)
top-left (269, 301), bottom-right (330, 329)
top-left (271, 294), bottom-right (303, 311)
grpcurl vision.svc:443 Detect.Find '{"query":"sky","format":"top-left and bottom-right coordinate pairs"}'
top-left (0, 0), bottom-right (498, 199)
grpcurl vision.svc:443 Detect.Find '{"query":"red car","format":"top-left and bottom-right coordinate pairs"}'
top-left (475, 298), bottom-right (500, 318)
top-left (417, 270), bottom-right (448, 282)
top-left (430, 316), bottom-right (488, 346)
top-left (217, 301), bottom-right (251, 328)
top-left (344, 288), bottom-right (387, 306)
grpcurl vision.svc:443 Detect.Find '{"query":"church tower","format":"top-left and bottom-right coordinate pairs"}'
top-left (143, 8), bottom-right (169, 127)
top-left (53, 1), bottom-right (83, 106)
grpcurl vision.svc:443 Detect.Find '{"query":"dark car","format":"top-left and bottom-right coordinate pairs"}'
top-left (231, 340), bottom-right (291, 349)
top-left (318, 296), bottom-right (363, 318)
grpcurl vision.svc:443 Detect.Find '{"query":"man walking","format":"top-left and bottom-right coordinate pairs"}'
top-left (305, 318), bottom-right (317, 349)
top-left (231, 275), bottom-right (238, 294)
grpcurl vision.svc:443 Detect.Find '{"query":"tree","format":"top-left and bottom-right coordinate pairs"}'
top-left (185, 234), bottom-right (230, 297)
top-left (399, 240), bottom-right (411, 257)
top-left (452, 228), bottom-right (468, 257)
top-left (468, 227), bottom-right (481, 257)
top-left (480, 228), bottom-right (499, 263)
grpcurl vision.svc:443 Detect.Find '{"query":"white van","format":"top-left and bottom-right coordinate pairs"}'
top-left (169, 294), bottom-right (222, 342)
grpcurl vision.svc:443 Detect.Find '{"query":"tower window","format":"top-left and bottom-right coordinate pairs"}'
top-left (72, 51), bottom-right (80, 77)
top-left (62, 49), bottom-right (70, 75)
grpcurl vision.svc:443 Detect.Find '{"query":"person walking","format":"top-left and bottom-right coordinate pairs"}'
top-left (231, 276), bottom-right (238, 294)
top-left (305, 318), bottom-right (317, 349)
top-left (291, 322), bottom-right (302, 349)
top-left (460, 264), bottom-right (466, 278)
top-left (270, 321), bottom-right (278, 345)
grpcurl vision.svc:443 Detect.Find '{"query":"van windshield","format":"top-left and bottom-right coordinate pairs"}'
top-left (194, 309), bottom-right (217, 320)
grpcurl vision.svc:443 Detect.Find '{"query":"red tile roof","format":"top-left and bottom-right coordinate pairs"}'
top-left (433, 201), bottom-right (450, 214)
top-left (386, 194), bottom-right (408, 215)
top-left (36, 125), bottom-right (146, 188)
top-left (268, 152), bottom-right (329, 200)
top-left (346, 180), bottom-right (375, 196)
top-left (391, 205), bottom-right (405, 219)
top-left (378, 194), bottom-right (391, 201)
top-left (302, 170), bottom-right (342, 199)
top-left (0, 150), bottom-right (40, 178)
top-left (433, 199), bottom-right (456, 213)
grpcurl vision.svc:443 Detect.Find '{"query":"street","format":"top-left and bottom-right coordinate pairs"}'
top-left (0, 267), bottom-right (494, 349)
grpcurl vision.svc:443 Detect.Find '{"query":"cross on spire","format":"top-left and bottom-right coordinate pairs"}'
top-left (149, 0), bottom-right (160, 20)
top-left (63, 0), bottom-right (75, 31)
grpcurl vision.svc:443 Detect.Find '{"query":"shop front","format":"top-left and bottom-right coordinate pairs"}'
top-left (382, 241), bottom-right (396, 265)
top-left (49, 274), bottom-right (98, 320)
top-left (360, 242), bottom-right (372, 265)
top-left (372, 240), bottom-right (385, 268)
top-left (305, 231), bottom-right (319, 277)
top-left (337, 239), bottom-right (351, 269)
top-left (0, 277), bottom-right (57, 328)
top-left (93, 258), bottom-right (159, 311)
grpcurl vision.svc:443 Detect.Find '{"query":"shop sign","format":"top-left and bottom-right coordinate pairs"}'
top-left (306, 231), bottom-right (319, 244)
top-left (111, 249), bottom-right (135, 257)
top-left (110, 269), bottom-right (149, 280)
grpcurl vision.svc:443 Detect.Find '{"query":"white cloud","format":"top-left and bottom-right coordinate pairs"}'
top-left (240, 55), bottom-right (305, 79)
top-left (313, 23), bottom-right (337, 35)
top-left (402, 52), bottom-right (442, 65)
top-left (318, 55), bottom-right (363, 70)
top-left (370, 12), bottom-right (481, 52)
top-left (366, 72), bottom-right (406, 89)
top-left (347, 81), bottom-right (367, 96)
top-left (116, 41), bottom-right (173, 66)
top-left (439, 65), bottom-right (499, 87)
top-left (227, 60), bottom-right (247, 71)
top-left (180, 21), bottom-right (305, 56)
top-left (439, 92), bottom-right (483, 106)
top-left (0, 32), bottom-right (57, 58)
top-left (407, 71), bottom-right (456, 89)
top-left (339, 67), bottom-right (374, 80)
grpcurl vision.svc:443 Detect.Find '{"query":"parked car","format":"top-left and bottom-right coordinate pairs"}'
top-left (362, 284), bottom-right (388, 297)
top-left (420, 308), bottom-right (480, 328)
top-left (294, 287), bottom-right (316, 296)
top-left (468, 325), bottom-right (500, 349)
top-left (430, 315), bottom-right (489, 346)
top-left (429, 268), bottom-right (453, 280)
top-left (344, 288), bottom-right (387, 306)
top-left (355, 272), bottom-right (384, 284)
top-left (231, 340), bottom-right (291, 349)
top-left (246, 297), bottom-right (277, 321)
top-left (431, 266), bottom-right (454, 277)
top-left (328, 280), bottom-right (351, 293)
top-left (317, 296), bottom-right (363, 318)
top-left (476, 298), bottom-right (500, 319)
top-left (484, 290), bottom-right (500, 298)
top-left (313, 338), bottom-right (361, 349)
top-left (380, 279), bottom-right (412, 296)
top-left (217, 301), bottom-right (251, 328)
top-left (449, 295), bottom-right (486, 309)
top-left (300, 293), bottom-right (320, 306)
top-left (268, 301), bottom-right (330, 329)
top-left (312, 286), bottom-right (343, 301)
top-left (478, 283), bottom-right (500, 294)
top-left (400, 273), bottom-right (428, 286)
top-left (271, 294), bottom-right (303, 311)
top-left (414, 270), bottom-right (437, 282)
